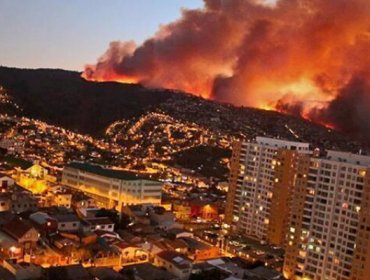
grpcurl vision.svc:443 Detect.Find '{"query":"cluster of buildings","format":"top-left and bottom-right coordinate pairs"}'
top-left (158, 95), bottom-right (365, 154)
top-left (0, 130), bottom-right (369, 280)
top-left (0, 114), bottom-right (123, 167)
top-left (225, 137), bottom-right (370, 280)
top-left (0, 158), bottom-right (277, 280)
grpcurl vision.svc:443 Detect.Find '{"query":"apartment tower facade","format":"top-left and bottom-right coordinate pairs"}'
top-left (225, 137), bottom-right (310, 244)
top-left (283, 151), bottom-right (370, 280)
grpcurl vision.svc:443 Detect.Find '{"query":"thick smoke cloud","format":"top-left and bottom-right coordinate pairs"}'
top-left (83, 0), bottom-right (370, 141)
top-left (309, 77), bottom-right (370, 141)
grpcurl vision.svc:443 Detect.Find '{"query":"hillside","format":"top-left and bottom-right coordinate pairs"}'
top-left (0, 66), bottom-right (366, 154)
top-left (0, 66), bottom-right (174, 135)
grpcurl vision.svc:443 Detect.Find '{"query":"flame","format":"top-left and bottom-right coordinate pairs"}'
top-left (82, 0), bottom-right (370, 136)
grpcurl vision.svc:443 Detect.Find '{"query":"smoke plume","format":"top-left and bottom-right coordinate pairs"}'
top-left (83, 0), bottom-right (370, 141)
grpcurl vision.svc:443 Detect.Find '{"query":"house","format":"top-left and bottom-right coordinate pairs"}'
top-left (167, 228), bottom-right (194, 239)
top-left (0, 173), bottom-right (15, 191)
top-left (72, 192), bottom-right (96, 209)
top-left (87, 241), bottom-right (121, 268)
top-left (112, 241), bottom-right (149, 266)
top-left (0, 230), bottom-right (22, 259)
top-left (206, 258), bottom-right (245, 279)
top-left (190, 200), bottom-right (219, 221)
top-left (0, 193), bottom-right (11, 212)
top-left (85, 217), bottom-right (115, 232)
top-left (179, 237), bottom-right (220, 261)
top-left (172, 202), bottom-right (192, 221)
top-left (10, 191), bottom-right (38, 214)
top-left (154, 250), bottom-right (192, 280)
top-left (162, 238), bottom-right (189, 255)
top-left (122, 204), bottom-right (151, 225)
top-left (2, 219), bottom-right (39, 252)
top-left (29, 211), bottom-right (58, 235)
top-left (118, 230), bottom-right (142, 243)
top-left (51, 213), bottom-right (80, 232)
top-left (53, 191), bottom-right (72, 208)
top-left (149, 208), bottom-right (178, 230)
top-left (15, 161), bottom-right (56, 194)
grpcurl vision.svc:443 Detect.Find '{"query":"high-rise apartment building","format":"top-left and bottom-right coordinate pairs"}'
top-left (284, 151), bottom-right (370, 280)
top-left (225, 137), bottom-right (310, 244)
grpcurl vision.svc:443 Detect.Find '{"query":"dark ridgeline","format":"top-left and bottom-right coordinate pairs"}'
top-left (0, 66), bottom-right (367, 152)
top-left (0, 66), bottom-right (174, 135)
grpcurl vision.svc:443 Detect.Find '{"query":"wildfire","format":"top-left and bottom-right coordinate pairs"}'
top-left (82, 0), bottom-right (370, 140)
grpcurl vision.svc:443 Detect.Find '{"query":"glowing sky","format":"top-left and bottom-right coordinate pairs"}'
top-left (0, 0), bottom-right (203, 70)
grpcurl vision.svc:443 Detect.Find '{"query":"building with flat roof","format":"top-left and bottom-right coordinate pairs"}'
top-left (284, 151), bottom-right (370, 280)
top-left (225, 137), bottom-right (310, 244)
top-left (62, 162), bottom-right (162, 210)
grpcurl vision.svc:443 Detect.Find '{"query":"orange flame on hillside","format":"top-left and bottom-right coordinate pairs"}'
top-left (83, 0), bottom-right (370, 142)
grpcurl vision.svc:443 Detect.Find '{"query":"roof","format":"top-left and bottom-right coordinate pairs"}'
top-left (247, 266), bottom-right (282, 279)
top-left (164, 238), bottom-right (188, 249)
top-left (156, 250), bottom-right (192, 269)
top-left (0, 173), bottom-right (12, 179)
top-left (52, 213), bottom-right (80, 223)
top-left (112, 240), bottom-right (131, 250)
top-left (86, 217), bottom-right (114, 226)
top-left (72, 192), bottom-right (93, 202)
top-left (88, 267), bottom-right (124, 280)
top-left (47, 265), bottom-right (93, 280)
top-left (179, 237), bottom-right (211, 250)
top-left (2, 219), bottom-right (36, 240)
top-left (29, 211), bottom-right (53, 224)
top-left (124, 263), bottom-right (177, 280)
top-left (66, 162), bottom-right (158, 181)
top-left (2, 156), bottom-right (33, 170)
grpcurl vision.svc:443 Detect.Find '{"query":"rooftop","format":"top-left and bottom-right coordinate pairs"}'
top-left (325, 150), bottom-right (370, 166)
top-left (86, 217), bottom-right (114, 226)
top-left (66, 162), bottom-right (157, 181)
top-left (156, 250), bottom-right (192, 269)
top-left (47, 264), bottom-right (93, 280)
top-left (52, 213), bottom-right (80, 223)
top-left (124, 263), bottom-right (177, 280)
top-left (2, 218), bottom-right (36, 240)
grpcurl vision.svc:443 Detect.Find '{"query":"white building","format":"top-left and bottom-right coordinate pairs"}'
top-left (62, 162), bottom-right (162, 210)
top-left (154, 250), bottom-right (192, 280)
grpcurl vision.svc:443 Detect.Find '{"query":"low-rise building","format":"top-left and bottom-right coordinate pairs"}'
top-left (10, 191), bottom-right (38, 214)
top-left (85, 217), bottom-right (115, 232)
top-left (62, 162), bottom-right (163, 210)
top-left (51, 213), bottom-right (80, 232)
top-left (180, 237), bottom-right (220, 261)
top-left (112, 241), bottom-right (149, 266)
top-left (53, 191), bottom-right (72, 208)
top-left (123, 263), bottom-right (178, 280)
top-left (72, 192), bottom-right (96, 209)
top-left (154, 250), bottom-right (192, 280)
top-left (1, 219), bottom-right (39, 256)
